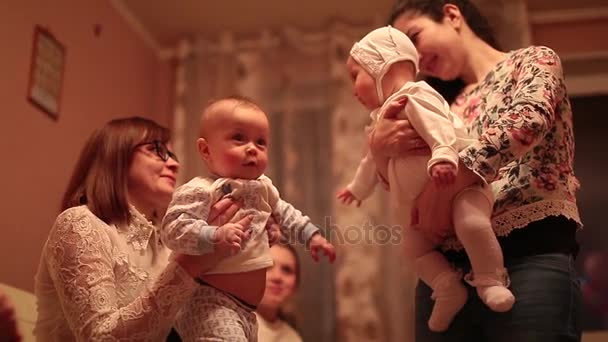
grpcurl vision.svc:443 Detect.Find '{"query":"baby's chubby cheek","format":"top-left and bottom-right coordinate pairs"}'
top-left (222, 151), bottom-right (245, 166)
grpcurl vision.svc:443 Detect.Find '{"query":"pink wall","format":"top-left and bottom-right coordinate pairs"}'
top-left (0, 0), bottom-right (173, 291)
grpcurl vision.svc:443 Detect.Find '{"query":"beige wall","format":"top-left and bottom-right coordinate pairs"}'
top-left (531, 18), bottom-right (608, 55)
top-left (0, 0), bottom-right (172, 291)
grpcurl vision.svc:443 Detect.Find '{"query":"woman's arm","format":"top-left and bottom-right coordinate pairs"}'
top-left (460, 46), bottom-right (564, 183)
top-left (414, 47), bottom-right (566, 240)
top-left (46, 208), bottom-right (199, 341)
top-left (273, 199), bottom-right (319, 245)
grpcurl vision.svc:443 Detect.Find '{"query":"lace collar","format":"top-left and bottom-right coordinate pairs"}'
top-left (116, 206), bottom-right (159, 251)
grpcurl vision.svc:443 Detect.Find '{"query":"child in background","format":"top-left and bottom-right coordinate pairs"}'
top-left (336, 26), bottom-right (514, 332)
top-left (163, 96), bottom-right (335, 341)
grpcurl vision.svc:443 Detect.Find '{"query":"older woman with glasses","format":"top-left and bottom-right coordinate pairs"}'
top-left (33, 117), bottom-right (259, 341)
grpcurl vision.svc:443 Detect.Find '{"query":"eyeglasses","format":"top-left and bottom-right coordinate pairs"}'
top-left (135, 141), bottom-right (179, 162)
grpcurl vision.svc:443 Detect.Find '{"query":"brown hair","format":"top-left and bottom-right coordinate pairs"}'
top-left (275, 242), bottom-right (301, 287)
top-left (388, 0), bottom-right (498, 48)
top-left (273, 243), bottom-right (301, 327)
top-left (388, 0), bottom-right (499, 103)
top-left (61, 117), bottom-right (171, 225)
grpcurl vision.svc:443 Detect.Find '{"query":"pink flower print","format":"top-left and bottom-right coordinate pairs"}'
top-left (497, 168), bottom-right (508, 180)
top-left (511, 127), bottom-right (536, 146)
top-left (565, 192), bottom-right (576, 202)
top-left (543, 89), bottom-right (554, 102)
top-left (468, 96), bottom-right (481, 108)
top-left (481, 127), bottom-right (501, 146)
top-left (535, 172), bottom-right (557, 191)
top-left (556, 163), bottom-right (572, 175)
top-left (454, 95), bottom-right (466, 106)
top-left (486, 127), bottom-right (498, 136)
top-left (520, 107), bottom-right (536, 120)
top-left (537, 54), bottom-right (556, 66)
top-left (463, 96), bottom-right (482, 123)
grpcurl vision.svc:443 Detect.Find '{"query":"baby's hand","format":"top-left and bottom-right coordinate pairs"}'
top-left (309, 233), bottom-right (336, 263)
top-left (213, 215), bottom-right (253, 256)
top-left (430, 162), bottom-right (457, 187)
top-left (336, 188), bottom-right (361, 207)
top-left (265, 214), bottom-right (282, 247)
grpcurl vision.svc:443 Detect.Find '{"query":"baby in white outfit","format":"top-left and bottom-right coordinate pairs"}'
top-left (337, 26), bottom-right (514, 332)
top-left (163, 96), bottom-right (336, 341)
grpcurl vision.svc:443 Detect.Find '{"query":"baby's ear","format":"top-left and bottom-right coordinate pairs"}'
top-left (197, 138), bottom-right (210, 161)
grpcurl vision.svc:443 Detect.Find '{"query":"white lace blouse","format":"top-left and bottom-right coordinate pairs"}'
top-left (34, 205), bottom-right (198, 341)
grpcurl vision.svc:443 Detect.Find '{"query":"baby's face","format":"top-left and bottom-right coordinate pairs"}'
top-left (346, 57), bottom-right (380, 110)
top-left (203, 106), bottom-right (269, 180)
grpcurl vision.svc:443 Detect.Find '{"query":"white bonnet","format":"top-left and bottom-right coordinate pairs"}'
top-left (350, 25), bottom-right (419, 103)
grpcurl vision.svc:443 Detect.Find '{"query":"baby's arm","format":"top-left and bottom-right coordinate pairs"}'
top-left (338, 152), bottom-right (378, 206)
top-left (272, 199), bottom-right (318, 244)
top-left (162, 180), bottom-right (249, 256)
top-left (274, 198), bottom-right (336, 262)
top-left (404, 85), bottom-right (460, 186)
top-left (261, 176), bottom-right (336, 262)
top-left (161, 182), bottom-right (216, 255)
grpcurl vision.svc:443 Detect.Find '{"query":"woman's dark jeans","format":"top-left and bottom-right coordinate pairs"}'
top-left (415, 253), bottom-right (583, 342)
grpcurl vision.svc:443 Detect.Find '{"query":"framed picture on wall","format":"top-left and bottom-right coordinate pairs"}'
top-left (27, 26), bottom-right (66, 120)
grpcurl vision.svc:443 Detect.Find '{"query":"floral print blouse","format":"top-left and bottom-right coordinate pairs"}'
top-left (443, 46), bottom-right (582, 251)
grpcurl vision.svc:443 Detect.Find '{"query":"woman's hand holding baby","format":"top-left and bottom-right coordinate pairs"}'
top-left (369, 97), bottom-right (429, 159)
